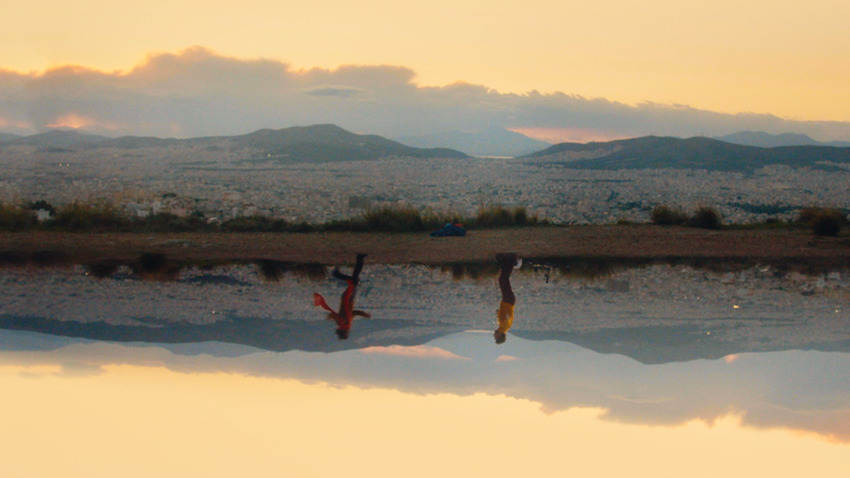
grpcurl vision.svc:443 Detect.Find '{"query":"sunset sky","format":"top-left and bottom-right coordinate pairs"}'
top-left (2, 0), bottom-right (849, 142)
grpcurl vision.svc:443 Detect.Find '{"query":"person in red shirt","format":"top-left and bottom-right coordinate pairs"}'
top-left (313, 253), bottom-right (370, 339)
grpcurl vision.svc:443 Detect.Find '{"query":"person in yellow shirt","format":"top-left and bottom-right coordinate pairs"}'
top-left (494, 253), bottom-right (520, 344)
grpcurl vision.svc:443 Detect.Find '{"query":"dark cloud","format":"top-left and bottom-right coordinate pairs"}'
top-left (1, 47), bottom-right (849, 141)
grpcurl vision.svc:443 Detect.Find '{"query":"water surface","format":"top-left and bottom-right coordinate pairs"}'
top-left (2, 263), bottom-right (849, 477)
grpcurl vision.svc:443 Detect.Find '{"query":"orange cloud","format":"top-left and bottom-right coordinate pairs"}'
top-left (0, 116), bottom-right (31, 130)
top-left (45, 113), bottom-right (95, 129)
top-left (359, 345), bottom-right (469, 360)
top-left (45, 113), bottom-right (124, 131)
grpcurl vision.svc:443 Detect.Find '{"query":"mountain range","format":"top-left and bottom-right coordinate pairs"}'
top-left (2, 312), bottom-right (848, 365)
top-left (0, 124), bottom-right (469, 162)
top-left (715, 130), bottom-right (850, 148)
top-left (0, 125), bottom-right (547, 158)
top-left (4, 126), bottom-right (850, 171)
top-left (525, 135), bottom-right (850, 171)
top-left (395, 127), bottom-right (551, 157)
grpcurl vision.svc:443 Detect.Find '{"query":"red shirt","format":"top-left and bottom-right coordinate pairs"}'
top-left (313, 280), bottom-right (356, 331)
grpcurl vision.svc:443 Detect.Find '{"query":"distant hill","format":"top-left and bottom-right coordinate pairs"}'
top-left (0, 132), bottom-right (21, 143)
top-left (396, 127), bottom-right (551, 157)
top-left (100, 136), bottom-right (180, 149)
top-left (524, 135), bottom-right (850, 172)
top-left (4, 312), bottom-right (849, 365)
top-left (221, 124), bottom-right (468, 161)
top-left (7, 124), bottom-right (468, 161)
top-left (5, 129), bottom-right (109, 149)
top-left (715, 131), bottom-right (850, 148)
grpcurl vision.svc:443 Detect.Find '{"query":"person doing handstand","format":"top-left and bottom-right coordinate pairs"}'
top-left (494, 253), bottom-right (520, 344)
top-left (313, 253), bottom-right (370, 340)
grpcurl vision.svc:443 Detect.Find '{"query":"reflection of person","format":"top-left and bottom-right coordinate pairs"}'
top-left (494, 253), bottom-right (520, 344)
top-left (313, 253), bottom-right (370, 339)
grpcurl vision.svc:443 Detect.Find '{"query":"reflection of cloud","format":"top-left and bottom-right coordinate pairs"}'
top-left (58, 361), bottom-right (105, 377)
top-left (495, 355), bottom-right (518, 362)
top-left (2, 47), bottom-right (850, 141)
top-left (2, 330), bottom-right (848, 443)
top-left (0, 365), bottom-right (63, 377)
top-left (359, 345), bottom-right (469, 360)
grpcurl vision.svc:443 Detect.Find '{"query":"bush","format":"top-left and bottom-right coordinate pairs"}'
top-left (812, 215), bottom-right (842, 236)
top-left (48, 203), bottom-right (129, 232)
top-left (474, 205), bottom-right (538, 228)
top-left (476, 205), bottom-right (512, 228)
top-left (363, 206), bottom-right (426, 232)
top-left (797, 207), bottom-right (847, 237)
top-left (221, 215), bottom-right (288, 232)
top-left (0, 203), bottom-right (38, 231)
top-left (798, 207), bottom-right (843, 224)
top-left (131, 252), bottom-right (179, 280)
top-left (26, 199), bottom-right (56, 215)
top-left (650, 205), bottom-right (688, 226)
top-left (140, 212), bottom-right (213, 232)
top-left (512, 207), bottom-right (529, 226)
top-left (689, 206), bottom-right (722, 229)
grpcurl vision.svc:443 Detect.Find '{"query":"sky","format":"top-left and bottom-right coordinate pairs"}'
top-left (2, 0), bottom-right (850, 142)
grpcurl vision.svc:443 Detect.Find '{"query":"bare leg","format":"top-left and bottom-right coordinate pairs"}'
top-left (497, 253), bottom-right (516, 305)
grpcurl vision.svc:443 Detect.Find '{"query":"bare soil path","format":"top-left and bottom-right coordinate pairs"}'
top-left (2, 226), bottom-right (849, 267)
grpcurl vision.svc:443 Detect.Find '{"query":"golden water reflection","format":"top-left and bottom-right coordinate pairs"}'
top-left (2, 351), bottom-right (849, 478)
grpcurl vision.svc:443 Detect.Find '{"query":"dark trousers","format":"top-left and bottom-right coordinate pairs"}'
top-left (333, 253), bottom-right (366, 284)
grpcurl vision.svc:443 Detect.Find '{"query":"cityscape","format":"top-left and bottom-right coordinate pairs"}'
top-left (4, 132), bottom-right (850, 226)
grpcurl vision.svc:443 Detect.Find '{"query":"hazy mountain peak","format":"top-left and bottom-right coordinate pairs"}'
top-left (6, 129), bottom-right (110, 148)
top-left (395, 127), bottom-right (551, 157)
top-left (524, 135), bottom-right (850, 171)
top-left (4, 124), bottom-right (468, 161)
top-left (716, 131), bottom-right (821, 148)
top-left (0, 132), bottom-right (21, 143)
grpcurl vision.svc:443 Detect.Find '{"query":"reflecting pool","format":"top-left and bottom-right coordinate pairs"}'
top-left (2, 261), bottom-right (849, 477)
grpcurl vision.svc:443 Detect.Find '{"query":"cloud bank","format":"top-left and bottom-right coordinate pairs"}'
top-left (2, 46), bottom-right (850, 142)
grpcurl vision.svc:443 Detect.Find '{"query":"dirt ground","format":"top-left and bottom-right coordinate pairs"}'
top-left (2, 226), bottom-right (849, 267)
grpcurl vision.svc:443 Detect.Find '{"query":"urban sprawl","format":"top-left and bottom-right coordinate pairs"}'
top-left (4, 144), bottom-right (849, 225)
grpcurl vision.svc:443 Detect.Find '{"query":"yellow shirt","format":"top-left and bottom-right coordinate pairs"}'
top-left (497, 300), bottom-right (515, 333)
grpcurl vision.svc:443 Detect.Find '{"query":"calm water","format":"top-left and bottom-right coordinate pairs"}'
top-left (2, 262), bottom-right (849, 477)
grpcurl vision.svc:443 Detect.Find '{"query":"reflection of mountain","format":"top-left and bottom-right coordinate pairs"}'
top-left (0, 314), bottom-right (463, 354)
top-left (513, 326), bottom-right (850, 365)
top-left (3, 312), bottom-right (850, 364)
top-left (2, 328), bottom-right (848, 443)
top-left (525, 135), bottom-right (850, 171)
